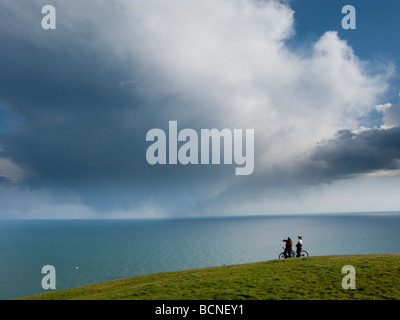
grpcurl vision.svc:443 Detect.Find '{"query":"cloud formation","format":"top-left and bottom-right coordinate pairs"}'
top-left (376, 103), bottom-right (400, 128)
top-left (0, 0), bottom-right (397, 218)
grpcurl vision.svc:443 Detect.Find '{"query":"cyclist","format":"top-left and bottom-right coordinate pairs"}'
top-left (296, 235), bottom-right (303, 257)
top-left (282, 236), bottom-right (293, 258)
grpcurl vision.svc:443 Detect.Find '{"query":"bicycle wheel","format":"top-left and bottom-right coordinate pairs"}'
top-left (279, 253), bottom-right (285, 259)
top-left (300, 250), bottom-right (309, 257)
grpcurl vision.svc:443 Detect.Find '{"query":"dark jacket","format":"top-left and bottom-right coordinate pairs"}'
top-left (282, 239), bottom-right (292, 249)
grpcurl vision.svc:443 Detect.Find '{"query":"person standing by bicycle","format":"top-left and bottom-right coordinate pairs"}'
top-left (296, 235), bottom-right (303, 257)
top-left (282, 236), bottom-right (293, 258)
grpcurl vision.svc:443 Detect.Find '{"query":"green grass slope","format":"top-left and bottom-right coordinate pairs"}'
top-left (16, 254), bottom-right (400, 300)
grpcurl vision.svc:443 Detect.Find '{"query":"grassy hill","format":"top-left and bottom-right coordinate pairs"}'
top-left (16, 254), bottom-right (400, 300)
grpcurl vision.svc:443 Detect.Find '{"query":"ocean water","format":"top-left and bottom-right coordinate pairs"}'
top-left (0, 214), bottom-right (399, 300)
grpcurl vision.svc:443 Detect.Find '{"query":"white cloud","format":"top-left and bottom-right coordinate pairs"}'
top-left (95, 1), bottom-right (388, 172)
top-left (0, 157), bottom-right (26, 182)
top-left (376, 103), bottom-right (400, 128)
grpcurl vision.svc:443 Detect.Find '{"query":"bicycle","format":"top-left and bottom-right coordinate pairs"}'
top-left (278, 247), bottom-right (309, 259)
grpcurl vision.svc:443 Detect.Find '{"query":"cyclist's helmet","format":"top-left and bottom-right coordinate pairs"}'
top-left (288, 236), bottom-right (291, 240)
top-left (298, 235), bottom-right (302, 238)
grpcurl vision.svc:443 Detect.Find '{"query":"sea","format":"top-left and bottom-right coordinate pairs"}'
top-left (0, 213), bottom-right (399, 300)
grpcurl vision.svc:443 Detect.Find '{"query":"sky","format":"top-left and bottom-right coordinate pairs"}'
top-left (1, 0), bottom-right (400, 219)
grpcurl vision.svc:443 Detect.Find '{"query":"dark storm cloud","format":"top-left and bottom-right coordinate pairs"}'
top-left (0, 31), bottom-right (139, 173)
top-left (0, 2), bottom-right (230, 214)
top-left (0, 3), bottom-right (183, 212)
top-left (251, 126), bottom-right (400, 190)
top-left (309, 127), bottom-right (400, 180)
